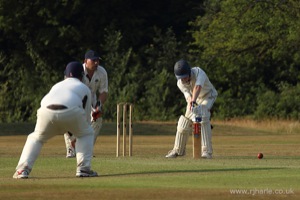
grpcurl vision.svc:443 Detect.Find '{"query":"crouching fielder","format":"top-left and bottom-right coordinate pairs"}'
top-left (165, 59), bottom-right (218, 159)
top-left (13, 62), bottom-right (97, 178)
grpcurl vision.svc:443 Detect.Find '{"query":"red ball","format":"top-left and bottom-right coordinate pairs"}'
top-left (257, 153), bottom-right (263, 159)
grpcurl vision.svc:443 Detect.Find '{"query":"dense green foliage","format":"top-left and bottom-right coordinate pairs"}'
top-left (0, 0), bottom-right (299, 122)
top-left (191, 0), bottom-right (300, 119)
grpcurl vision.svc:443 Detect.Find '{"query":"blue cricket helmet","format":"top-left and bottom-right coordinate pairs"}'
top-left (174, 59), bottom-right (191, 80)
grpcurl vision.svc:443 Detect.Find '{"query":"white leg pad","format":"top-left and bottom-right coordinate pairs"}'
top-left (91, 118), bottom-right (103, 144)
top-left (174, 115), bottom-right (192, 155)
top-left (200, 105), bottom-right (213, 154)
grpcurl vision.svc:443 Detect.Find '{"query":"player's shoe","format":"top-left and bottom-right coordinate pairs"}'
top-left (13, 169), bottom-right (29, 179)
top-left (66, 148), bottom-right (76, 158)
top-left (165, 150), bottom-right (178, 158)
top-left (201, 152), bottom-right (212, 159)
top-left (76, 170), bottom-right (98, 177)
top-left (165, 149), bottom-right (186, 158)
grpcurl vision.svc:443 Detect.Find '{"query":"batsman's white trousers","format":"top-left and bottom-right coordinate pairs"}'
top-left (15, 106), bottom-right (94, 173)
top-left (185, 89), bottom-right (217, 155)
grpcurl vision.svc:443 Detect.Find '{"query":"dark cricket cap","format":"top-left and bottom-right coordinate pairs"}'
top-left (64, 61), bottom-right (84, 79)
top-left (84, 50), bottom-right (101, 60)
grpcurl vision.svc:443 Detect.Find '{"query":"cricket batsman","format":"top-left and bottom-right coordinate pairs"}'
top-left (64, 50), bottom-right (108, 158)
top-left (165, 59), bottom-right (218, 159)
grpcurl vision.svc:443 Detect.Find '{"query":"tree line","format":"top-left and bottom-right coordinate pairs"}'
top-left (0, 0), bottom-right (299, 123)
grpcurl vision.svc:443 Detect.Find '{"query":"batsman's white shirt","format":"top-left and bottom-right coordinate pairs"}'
top-left (177, 67), bottom-right (218, 104)
top-left (82, 64), bottom-right (108, 107)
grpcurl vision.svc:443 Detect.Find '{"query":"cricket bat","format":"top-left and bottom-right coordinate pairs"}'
top-left (193, 122), bottom-right (201, 159)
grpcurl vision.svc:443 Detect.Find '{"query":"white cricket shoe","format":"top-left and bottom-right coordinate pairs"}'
top-left (165, 149), bottom-right (186, 158)
top-left (13, 169), bottom-right (29, 179)
top-left (165, 150), bottom-right (178, 158)
top-left (66, 148), bottom-right (76, 158)
top-left (201, 152), bottom-right (212, 159)
top-left (76, 170), bottom-right (98, 177)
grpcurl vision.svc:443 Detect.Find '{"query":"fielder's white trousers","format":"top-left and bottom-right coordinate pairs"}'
top-left (15, 106), bottom-right (94, 173)
top-left (91, 117), bottom-right (103, 144)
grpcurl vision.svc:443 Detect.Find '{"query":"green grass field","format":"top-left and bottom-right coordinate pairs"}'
top-left (0, 121), bottom-right (299, 200)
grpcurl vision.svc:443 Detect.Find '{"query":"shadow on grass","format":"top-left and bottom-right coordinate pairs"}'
top-left (26, 167), bottom-right (284, 180)
top-left (102, 167), bottom-right (283, 177)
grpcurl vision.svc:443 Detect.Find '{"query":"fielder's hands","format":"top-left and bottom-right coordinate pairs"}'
top-left (92, 101), bottom-right (102, 122)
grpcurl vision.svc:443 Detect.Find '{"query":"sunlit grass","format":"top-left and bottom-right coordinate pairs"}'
top-left (0, 121), bottom-right (299, 200)
top-left (212, 119), bottom-right (300, 134)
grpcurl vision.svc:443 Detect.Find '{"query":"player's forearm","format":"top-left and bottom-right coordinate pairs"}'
top-left (98, 92), bottom-right (108, 105)
top-left (191, 85), bottom-right (201, 102)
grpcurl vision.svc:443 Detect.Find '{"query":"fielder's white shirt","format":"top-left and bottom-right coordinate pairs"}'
top-left (177, 67), bottom-right (218, 102)
top-left (82, 64), bottom-right (108, 107)
top-left (40, 78), bottom-right (92, 122)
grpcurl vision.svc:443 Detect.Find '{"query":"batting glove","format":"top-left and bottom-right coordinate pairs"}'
top-left (191, 104), bottom-right (202, 116)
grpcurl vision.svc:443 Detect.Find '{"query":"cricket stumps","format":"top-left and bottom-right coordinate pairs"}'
top-left (116, 102), bottom-right (133, 157)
